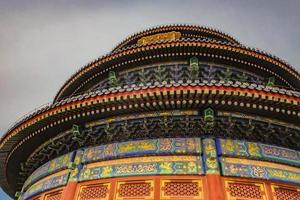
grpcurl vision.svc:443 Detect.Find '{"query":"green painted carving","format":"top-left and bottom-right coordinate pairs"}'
top-left (188, 57), bottom-right (200, 81)
top-left (204, 108), bottom-right (215, 131)
top-left (154, 65), bottom-right (168, 83)
top-left (267, 76), bottom-right (275, 86)
top-left (72, 124), bottom-right (84, 146)
top-left (235, 72), bottom-right (248, 82)
top-left (203, 138), bottom-right (220, 174)
top-left (138, 68), bottom-right (151, 85)
top-left (108, 71), bottom-right (120, 88)
top-left (218, 67), bottom-right (232, 82)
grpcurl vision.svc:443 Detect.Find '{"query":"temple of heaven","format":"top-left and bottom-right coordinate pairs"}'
top-left (1, 24), bottom-right (300, 200)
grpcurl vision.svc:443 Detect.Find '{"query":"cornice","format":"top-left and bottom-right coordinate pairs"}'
top-left (1, 81), bottom-right (299, 153)
top-left (53, 39), bottom-right (300, 101)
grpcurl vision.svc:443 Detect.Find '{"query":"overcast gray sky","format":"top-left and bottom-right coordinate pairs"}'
top-left (0, 0), bottom-right (300, 199)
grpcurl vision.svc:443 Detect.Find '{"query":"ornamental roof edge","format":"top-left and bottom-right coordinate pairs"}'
top-left (52, 38), bottom-right (300, 102)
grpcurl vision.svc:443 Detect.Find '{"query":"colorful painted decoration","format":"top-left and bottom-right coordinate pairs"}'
top-left (217, 138), bottom-right (300, 166)
top-left (76, 138), bottom-right (201, 164)
top-left (220, 157), bottom-right (300, 184)
top-left (21, 171), bottom-right (70, 200)
top-left (22, 152), bottom-right (74, 191)
top-left (79, 155), bottom-right (203, 182)
top-left (85, 110), bottom-right (198, 128)
top-left (203, 138), bottom-right (220, 174)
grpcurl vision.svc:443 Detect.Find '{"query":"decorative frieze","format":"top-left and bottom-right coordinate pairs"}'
top-left (21, 171), bottom-right (69, 200)
top-left (217, 138), bottom-right (300, 166)
top-left (22, 152), bottom-right (74, 191)
top-left (78, 156), bottom-right (203, 182)
top-left (76, 137), bottom-right (201, 165)
top-left (203, 138), bottom-right (220, 174)
top-left (220, 157), bottom-right (300, 184)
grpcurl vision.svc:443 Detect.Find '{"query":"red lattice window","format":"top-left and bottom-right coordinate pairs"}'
top-left (226, 181), bottom-right (266, 200)
top-left (161, 180), bottom-right (203, 199)
top-left (78, 183), bottom-right (110, 200)
top-left (44, 191), bottom-right (62, 200)
top-left (274, 187), bottom-right (300, 200)
top-left (116, 181), bottom-right (154, 199)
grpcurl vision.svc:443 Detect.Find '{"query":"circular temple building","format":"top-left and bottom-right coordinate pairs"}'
top-left (0, 24), bottom-right (300, 200)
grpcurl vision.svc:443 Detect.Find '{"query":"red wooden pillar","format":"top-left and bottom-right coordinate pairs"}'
top-left (154, 176), bottom-right (161, 200)
top-left (61, 181), bottom-right (78, 200)
top-left (264, 181), bottom-right (274, 200)
top-left (206, 174), bottom-right (225, 200)
top-left (109, 179), bottom-right (117, 200)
